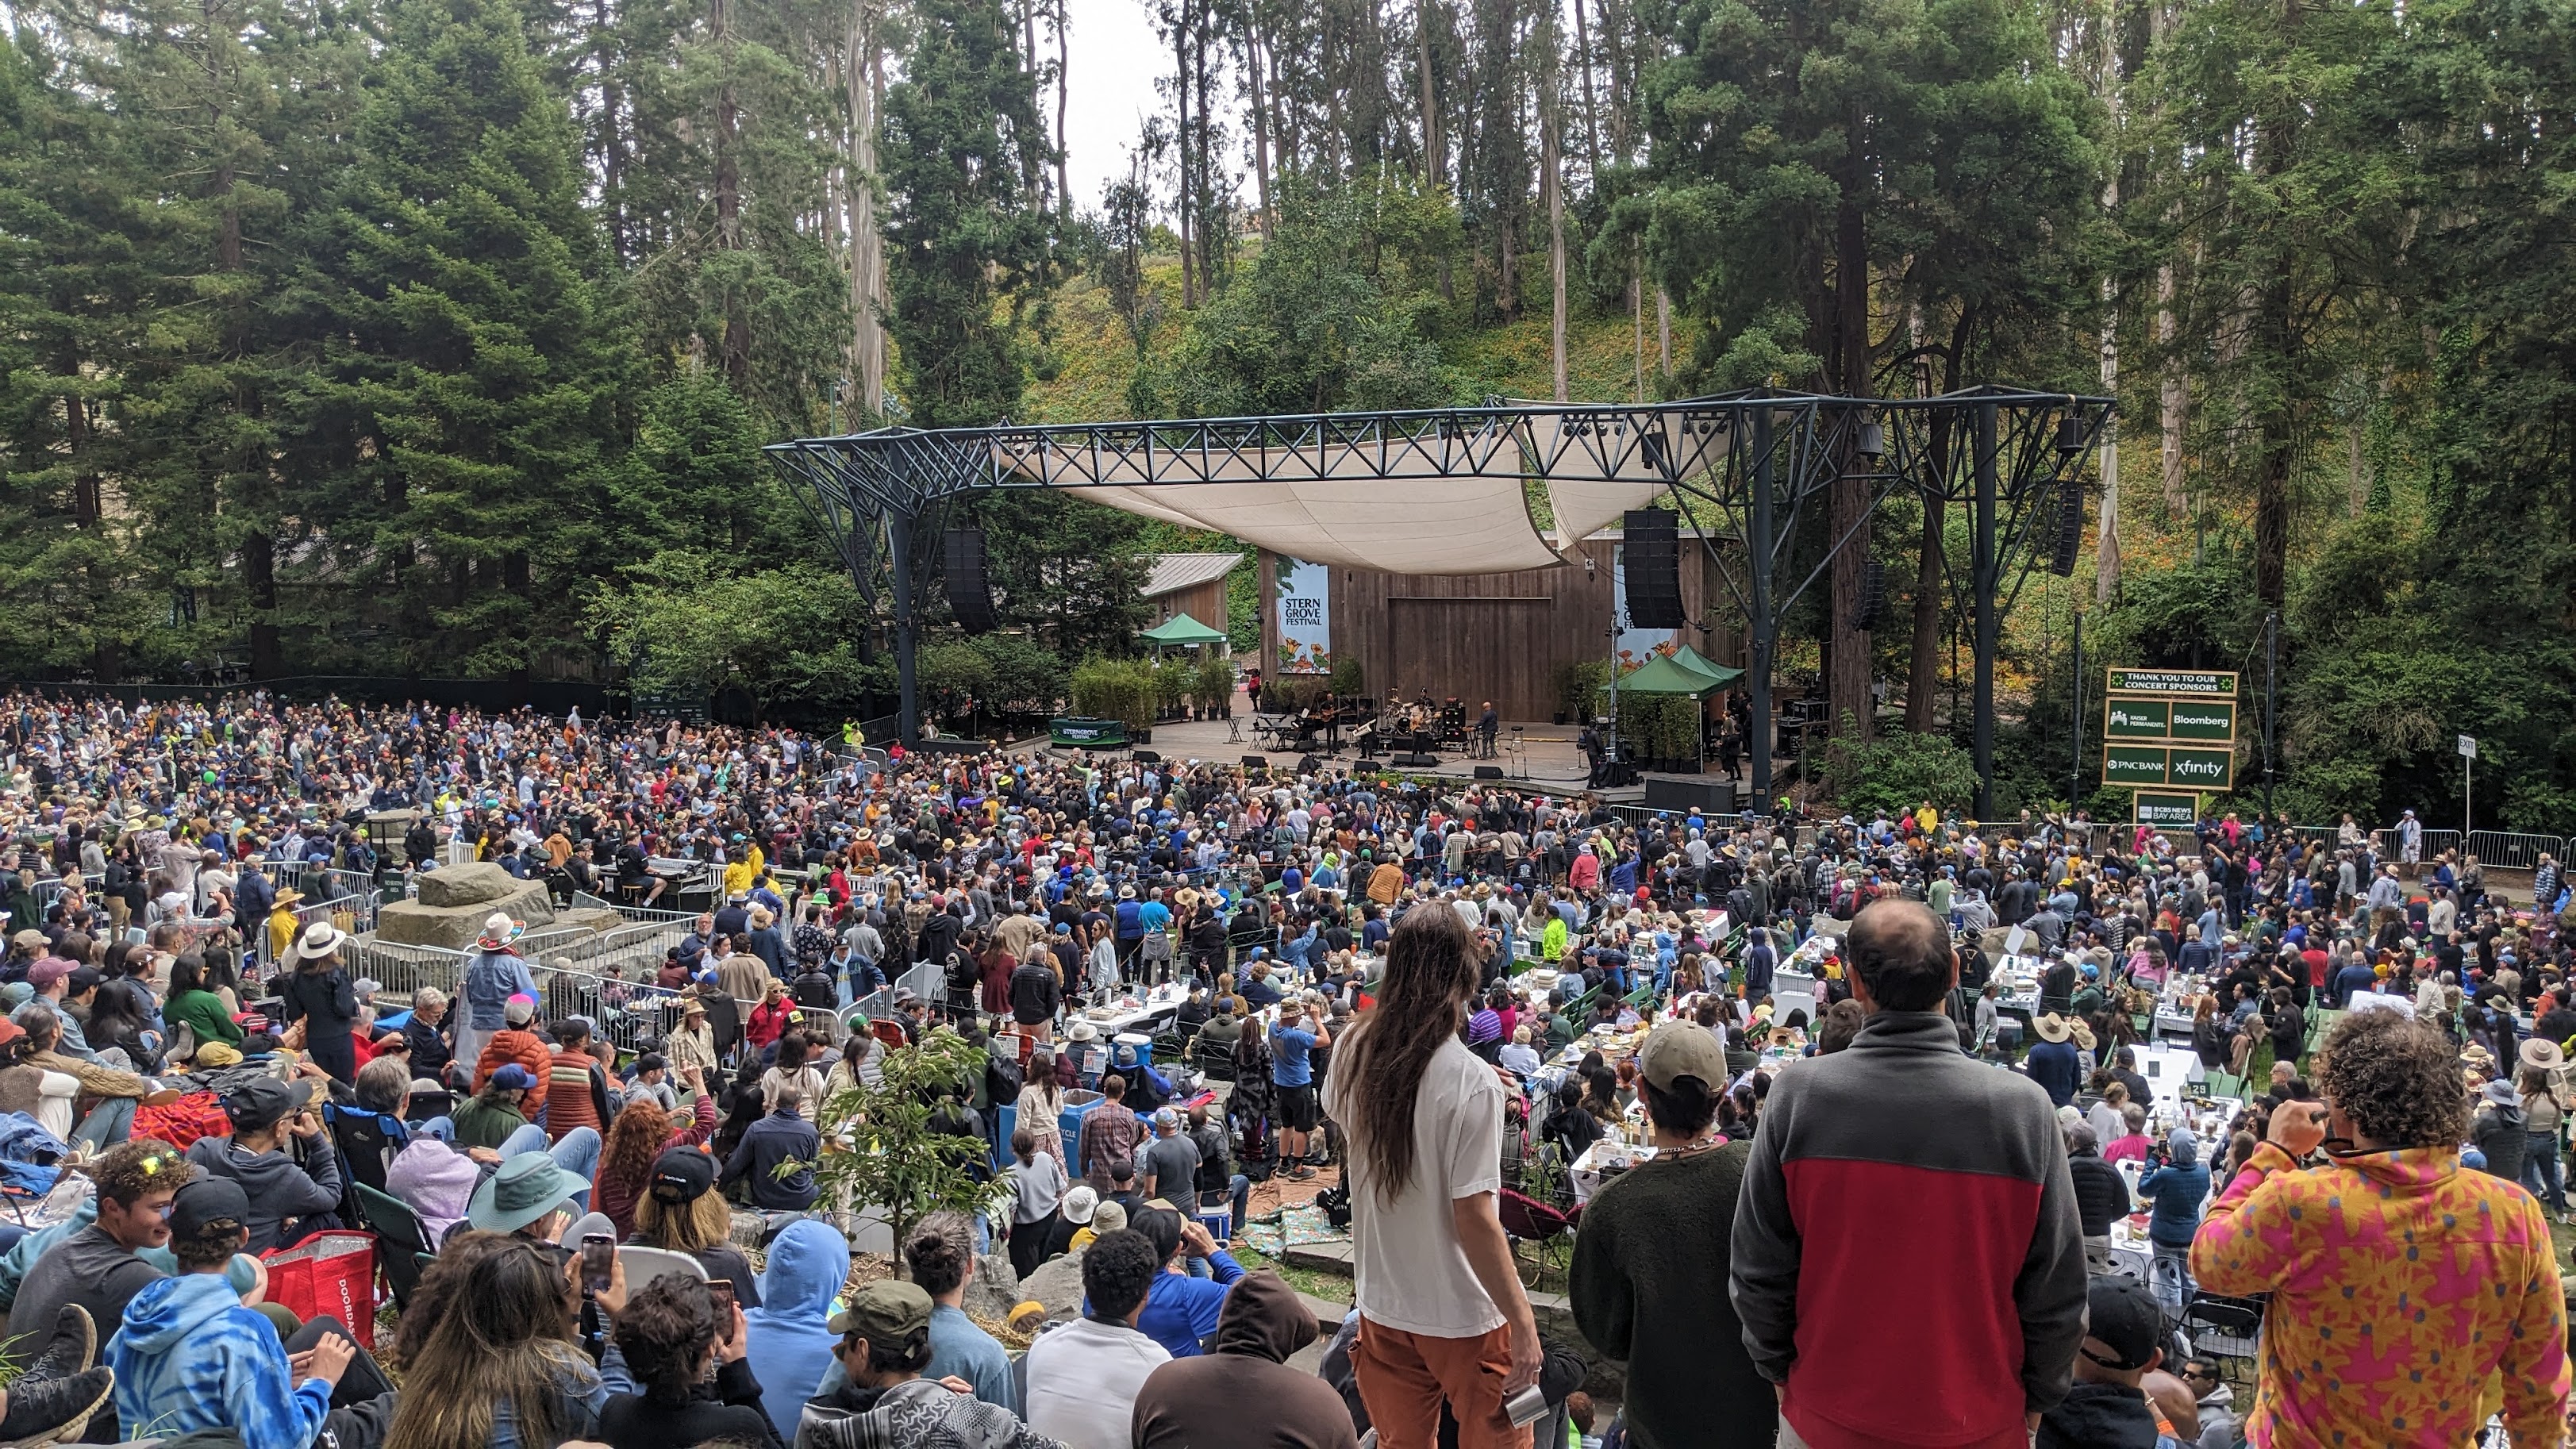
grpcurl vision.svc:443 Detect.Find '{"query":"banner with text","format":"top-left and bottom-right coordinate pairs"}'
top-left (1275, 558), bottom-right (1333, 675)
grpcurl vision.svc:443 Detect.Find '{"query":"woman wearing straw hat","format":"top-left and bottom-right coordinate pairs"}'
top-left (2517, 1037), bottom-right (2573, 1222)
top-left (278, 919), bottom-right (362, 1083)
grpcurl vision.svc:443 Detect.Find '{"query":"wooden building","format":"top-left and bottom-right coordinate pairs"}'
top-left (1256, 528), bottom-right (1741, 721)
top-left (1140, 553), bottom-right (1241, 650)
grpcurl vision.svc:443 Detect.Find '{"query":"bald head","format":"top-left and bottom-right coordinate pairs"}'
top-left (1845, 899), bottom-right (1957, 1013)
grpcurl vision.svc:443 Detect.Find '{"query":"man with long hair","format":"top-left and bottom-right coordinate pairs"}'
top-left (2190, 1009), bottom-right (2568, 1446)
top-left (1322, 906), bottom-right (1539, 1449)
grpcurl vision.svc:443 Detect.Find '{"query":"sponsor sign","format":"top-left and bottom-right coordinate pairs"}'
top-left (2102, 698), bottom-right (2170, 740)
top-left (2133, 791), bottom-right (2200, 827)
top-left (2102, 744), bottom-right (2237, 790)
top-left (2105, 668), bottom-right (2236, 697)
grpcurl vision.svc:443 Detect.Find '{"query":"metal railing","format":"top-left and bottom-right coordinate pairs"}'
top-left (340, 939), bottom-right (471, 1005)
top-left (529, 964), bottom-right (691, 1055)
top-left (2466, 831), bottom-right (2563, 871)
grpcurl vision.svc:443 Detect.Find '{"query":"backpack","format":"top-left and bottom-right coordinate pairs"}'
top-left (983, 1048), bottom-right (1025, 1105)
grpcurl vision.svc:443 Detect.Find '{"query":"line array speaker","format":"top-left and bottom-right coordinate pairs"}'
top-left (2047, 477), bottom-right (2086, 576)
top-left (1848, 558), bottom-right (1888, 633)
top-left (1621, 509), bottom-right (1685, 629)
top-left (942, 528), bottom-right (997, 632)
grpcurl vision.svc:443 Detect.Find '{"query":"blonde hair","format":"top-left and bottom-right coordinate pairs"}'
top-left (632, 1181), bottom-right (732, 1251)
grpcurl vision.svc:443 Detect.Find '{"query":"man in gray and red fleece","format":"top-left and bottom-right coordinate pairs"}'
top-left (1730, 899), bottom-right (2087, 1449)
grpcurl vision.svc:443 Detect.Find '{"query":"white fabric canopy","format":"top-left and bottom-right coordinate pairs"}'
top-left (1528, 412), bottom-right (1729, 549)
top-left (992, 429), bottom-right (1563, 575)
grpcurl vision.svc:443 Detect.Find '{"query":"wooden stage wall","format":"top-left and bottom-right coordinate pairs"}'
top-left (1303, 538), bottom-right (1740, 721)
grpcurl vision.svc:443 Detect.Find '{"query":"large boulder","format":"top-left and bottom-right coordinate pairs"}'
top-left (414, 861), bottom-right (528, 910)
top-left (1020, 1248), bottom-right (1087, 1323)
top-left (961, 1251), bottom-right (1021, 1322)
top-left (375, 876), bottom-right (554, 951)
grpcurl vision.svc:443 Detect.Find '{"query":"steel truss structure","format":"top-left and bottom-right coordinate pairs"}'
top-left (767, 386), bottom-right (2109, 817)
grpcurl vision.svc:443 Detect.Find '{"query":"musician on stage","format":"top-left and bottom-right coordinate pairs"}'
top-left (1476, 700), bottom-right (1500, 759)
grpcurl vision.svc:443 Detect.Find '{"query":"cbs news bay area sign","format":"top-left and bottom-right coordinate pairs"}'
top-left (2102, 669), bottom-right (2239, 822)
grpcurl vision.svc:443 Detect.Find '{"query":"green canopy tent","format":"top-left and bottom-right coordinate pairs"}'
top-left (1598, 653), bottom-right (1724, 772)
top-left (1667, 644), bottom-right (1744, 689)
top-left (1137, 613), bottom-right (1229, 649)
top-left (1597, 653), bottom-right (1727, 697)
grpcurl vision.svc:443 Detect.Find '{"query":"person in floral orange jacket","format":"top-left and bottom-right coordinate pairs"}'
top-left (2190, 1009), bottom-right (2568, 1448)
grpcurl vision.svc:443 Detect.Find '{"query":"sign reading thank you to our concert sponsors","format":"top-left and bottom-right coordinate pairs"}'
top-left (2103, 668), bottom-right (2237, 697)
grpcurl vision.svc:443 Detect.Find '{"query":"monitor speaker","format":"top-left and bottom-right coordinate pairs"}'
top-left (1394, 753), bottom-right (1442, 768)
top-left (1473, 765), bottom-right (1505, 780)
top-left (1621, 509), bottom-right (1685, 629)
top-left (1131, 750), bottom-right (1160, 764)
top-left (943, 528), bottom-right (997, 633)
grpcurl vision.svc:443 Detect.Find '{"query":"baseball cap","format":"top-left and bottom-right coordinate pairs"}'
top-left (648, 1146), bottom-right (715, 1204)
top-left (64, 966), bottom-right (102, 994)
top-left (504, 994), bottom-right (536, 1026)
top-left (2081, 1275), bottom-right (2165, 1372)
top-left (490, 1063), bottom-right (538, 1091)
top-left (826, 1280), bottom-right (934, 1347)
top-left (224, 1075), bottom-right (316, 1131)
top-left (25, 958), bottom-right (72, 990)
top-left (1636, 1020), bottom-right (1729, 1093)
top-left (170, 1177), bottom-right (253, 1243)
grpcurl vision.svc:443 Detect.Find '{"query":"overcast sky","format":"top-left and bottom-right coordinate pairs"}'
top-left (1055, 0), bottom-right (1201, 214)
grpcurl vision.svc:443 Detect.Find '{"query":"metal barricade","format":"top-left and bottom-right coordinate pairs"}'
top-left (2374, 827), bottom-right (2461, 862)
top-left (340, 939), bottom-right (471, 1006)
top-left (2465, 831), bottom-right (2564, 871)
top-left (529, 963), bottom-right (687, 1055)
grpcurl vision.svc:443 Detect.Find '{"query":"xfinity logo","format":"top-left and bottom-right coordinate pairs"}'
top-left (2172, 755), bottom-right (2226, 779)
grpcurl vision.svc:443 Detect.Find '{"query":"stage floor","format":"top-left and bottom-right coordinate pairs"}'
top-left (1110, 688), bottom-right (1596, 791)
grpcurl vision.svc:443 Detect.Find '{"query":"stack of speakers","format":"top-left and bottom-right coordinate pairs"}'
top-left (1622, 509), bottom-right (1684, 628)
top-left (944, 528), bottom-right (996, 632)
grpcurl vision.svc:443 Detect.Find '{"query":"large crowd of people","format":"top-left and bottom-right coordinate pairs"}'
top-left (0, 688), bottom-right (2569, 1447)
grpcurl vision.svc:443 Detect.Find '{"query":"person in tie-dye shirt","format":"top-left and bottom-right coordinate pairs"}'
top-left (2191, 1010), bottom-right (2569, 1447)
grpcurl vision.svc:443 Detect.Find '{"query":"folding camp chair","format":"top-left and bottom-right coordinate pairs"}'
top-left (2178, 1293), bottom-right (2264, 1386)
top-left (349, 1181), bottom-right (429, 1308)
top-left (1497, 1186), bottom-right (1580, 1292)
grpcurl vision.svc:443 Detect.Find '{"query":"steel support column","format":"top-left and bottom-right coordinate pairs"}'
top-left (888, 509), bottom-right (920, 748)
top-left (1745, 406), bottom-right (1776, 815)
top-left (1971, 399), bottom-right (2001, 820)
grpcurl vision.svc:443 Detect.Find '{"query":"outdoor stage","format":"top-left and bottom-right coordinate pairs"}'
top-left (1099, 687), bottom-right (1596, 790)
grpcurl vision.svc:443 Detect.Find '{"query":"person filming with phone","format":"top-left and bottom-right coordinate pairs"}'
top-left (2189, 1010), bottom-right (2569, 1447)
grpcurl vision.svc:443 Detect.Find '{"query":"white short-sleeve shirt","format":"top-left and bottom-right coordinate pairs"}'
top-left (1327, 1032), bottom-right (1505, 1337)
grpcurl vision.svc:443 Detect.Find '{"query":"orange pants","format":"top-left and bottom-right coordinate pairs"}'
top-left (1351, 1316), bottom-right (1531, 1449)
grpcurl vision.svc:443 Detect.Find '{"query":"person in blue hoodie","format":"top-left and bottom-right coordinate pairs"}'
top-left (2136, 1127), bottom-right (2213, 1311)
top-left (108, 1176), bottom-right (395, 1449)
top-left (742, 1216), bottom-right (850, 1432)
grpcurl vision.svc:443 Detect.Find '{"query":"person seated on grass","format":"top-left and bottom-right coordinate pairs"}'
top-left (107, 1176), bottom-right (397, 1449)
top-left (376, 1232), bottom-right (638, 1449)
top-left (791, 1280), bottom-right (1060, 1449)
top-left (598, 1271), bottom-right (783, 1449)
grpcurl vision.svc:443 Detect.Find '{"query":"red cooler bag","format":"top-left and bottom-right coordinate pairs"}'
top-left (263, 1232), bottom-right (379, 1348)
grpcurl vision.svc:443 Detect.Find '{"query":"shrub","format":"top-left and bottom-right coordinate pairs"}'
top-left (1821, 721), bottom-right (1981, 821)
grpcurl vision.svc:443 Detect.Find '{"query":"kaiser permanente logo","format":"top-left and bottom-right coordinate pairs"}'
top-left (2109, 705), bottom-right (2156, 729)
